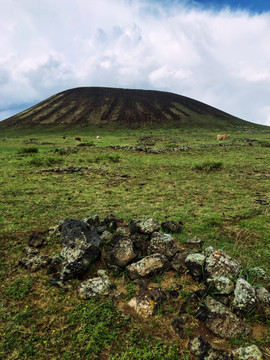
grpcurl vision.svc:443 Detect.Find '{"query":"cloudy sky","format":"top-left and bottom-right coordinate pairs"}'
top-left (1, 0), bottom-right (270, 125)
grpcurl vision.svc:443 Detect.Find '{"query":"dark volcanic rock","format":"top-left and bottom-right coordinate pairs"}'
top-left (60, 219), bottom-right (101, 280)
top-left (161, 220), bottom-right (182, 234)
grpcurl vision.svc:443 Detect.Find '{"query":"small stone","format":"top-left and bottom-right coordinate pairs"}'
top-left (161, 221), bottom-right (182, 234)
top-left (148, 232), bottom-right (178, 257)
top-left (19, 255), bottom-right (51, 272)
top-left (127, 254), bottom-right (167, 279)
top-left (85, 215), bottom-right (100, 227)
top-left (256, 286), bottom-right (270, 306)
top-left (28, 233), bottom-right (45, 248)
top-left (78, 274), bottom-right (112, 299)
top-left (109, 238), bottom-right (136, 267)
top-left (127, 297), bottom-right (155, 318)
top-left (136, 218), bottom-right (160, 234)
top-left (206, 276), bottom-right (234, 295)
top-left (189, 336), bottom-right (211, 357)
top-left (233, 278), bottom-right (256, 310)
top-left (205, 248), bottom-right (241, 279)
top-left (185, 253), bottom-right (205, 279)
top-left (231, 345), bottom-right (263, 360)
top-left (100, 230), bottom-right (113, 243)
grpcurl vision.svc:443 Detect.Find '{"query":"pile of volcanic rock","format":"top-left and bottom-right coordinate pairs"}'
top-left (20, 214), bottom-right (269, 359)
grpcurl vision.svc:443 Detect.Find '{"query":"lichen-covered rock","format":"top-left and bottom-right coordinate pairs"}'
top-left (185, 253), bottom-right (205, 279)
top-left (100, 230), bottom-right (113, 243)
top-left (231, 345), bottom-right (263, 360)
top-left (246, 266), bottom-right (270, 281)
top-left (127, 254), bottom-right (167, 279)
top-left (19, 255), bottom-right (51, 272)
top-left (197, 297), bottom-right (251, 339)
top-left (147, 232), bottom-right (178, 257)
top-left (205, 248), bottom-right (241, 279)
top-left (206, 276), bottom-right (234, 295)
top-left (161, 220), bottom-right (182, 234)
top-left (136, 218), bottom-right (160, 234)
top-left (170, 251), bottom-right (188, 272)
top-left (114, 226), bottom-right (131, 238)
top-left (47, 255), bottom-right (62, 275)
top-left (189, 336), bottom-right (211, 358)
top-left (78, 271), bottom-right (112, 299)
top-left (127, 297), bottom-right (155, 317)
top-left (84, 215), bottom-right (100, 227)
top-left (233, 278), bottom-right (256, 310)
top-left (109, 238), bottom-right (136, 267)
top-left (186, 237), bottom-right (203, 249)
top-left (256, 286), bottom-right (270, 306)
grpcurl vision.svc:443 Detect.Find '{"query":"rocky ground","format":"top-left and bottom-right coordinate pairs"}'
top-left (19, 214), bottom-right (270, 359)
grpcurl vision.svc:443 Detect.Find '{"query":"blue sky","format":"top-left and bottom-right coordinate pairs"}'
top-left (0, 0), bottom-right (270, 125)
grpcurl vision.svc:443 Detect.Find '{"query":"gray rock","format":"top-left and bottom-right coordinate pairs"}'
top-left (24, 246), bottom-right (39, 257)
top-left (127, 297), bottom-right (155, 318)
top-left (197, 297), bottom-right (251, 339)
top-left (170, 251), bottom-right (188, 272)
top-left (256, 286), bottom-right (270, 306)
top-left (100, 230), bottom-right (113, 243)
top-left (114, 226), bottom-right (130, 238)
top-left (161, 221), bottom-right (182, 234)
top-left (233, 278), bottom-right (256, 310)
top-left (147, 232), bottom-right (179, 257)
top-left (189, 336), bottom-right (211, 357)
top-left (136, 218), bottom-right (160, 234)
top-left (127, 254), bottom-right (167, 279)
top-left (185, 253), bottom-right (205, 279)
top-left (247, 266), bottom-right (270, 281)
top-left (20, 255), bottom-right (51, 272)
top-left (186, 237), bottom-right (203, 249)
top-left (231, 345), bottom-right (263, 359)
top-left (206, 276), bottom-right (234, 295)
top-left (78, 271), bottom-right (112, 299)
top-left (205, 248), bottom-right (241, 279)
top-left (109, 238), bottom-right (136, 267)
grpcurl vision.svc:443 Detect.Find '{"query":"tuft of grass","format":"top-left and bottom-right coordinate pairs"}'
top-left (17, 147), bottom-right (38, 154)
top-left (5, 277), bottom-right (35, 300)
top-left (28, 156), bottom-right (63, 166)
top-left (192, 161), bottom-right (223, 172)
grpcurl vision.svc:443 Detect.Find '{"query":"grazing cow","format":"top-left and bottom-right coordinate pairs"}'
top-left (74, 136), bottom-right (81, 141)
top-left (96, 136), bottom-right (100, 140)
top-left (217, 134), bottom-right (230, 140)
top-left (61, 136), bottom-right (66, 139)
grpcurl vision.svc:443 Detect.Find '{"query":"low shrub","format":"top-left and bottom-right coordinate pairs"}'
top-left (17, 147), bottom-right (38, 154)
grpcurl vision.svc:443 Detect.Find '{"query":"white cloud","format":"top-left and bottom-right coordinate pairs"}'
top-left (0, 0), bottom-right (270, 126)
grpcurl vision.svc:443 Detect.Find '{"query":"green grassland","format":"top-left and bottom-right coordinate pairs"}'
top-left (0, 126), bottom-right (269, 359)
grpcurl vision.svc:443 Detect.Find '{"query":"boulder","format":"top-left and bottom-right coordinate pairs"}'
top-left (127, 254), bottom-right (167, 279)
top-left (108, 238), bottom-right (136, 267)
top-left (78, 270), bottom-right (112, 299)
top-left (185, 253), bottom-right (205, 279)
top-left (204, 248), bottom-right (241, 279)
top-left (147, 232), bottom-right (179, 257)
top-left (206, 276), bottom-right (234, 295)
top-left (233, 278), bottom-right (256, 310)
top-left (197, 297), bottom-right (251, 339)
top-left (231, 345), bottom-right (263, 360)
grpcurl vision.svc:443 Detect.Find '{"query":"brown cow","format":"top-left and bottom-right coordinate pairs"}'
top-left (74, 136), bottom-right (81, 141)
top-left (61, 136), bottom-right (66, 139)
top-left (217, 134), bottom-right (230, 140)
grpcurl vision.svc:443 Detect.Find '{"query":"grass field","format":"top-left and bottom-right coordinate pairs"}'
top-left (0, 126), bottom-right (269, 359)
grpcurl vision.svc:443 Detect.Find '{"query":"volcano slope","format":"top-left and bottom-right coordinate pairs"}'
top-left (0, 87), bottom-right (264, 130)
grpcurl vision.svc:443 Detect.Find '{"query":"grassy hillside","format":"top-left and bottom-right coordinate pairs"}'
top-left (0, 127), bottom-right (269, 359)
top-left (0, 87), bottom-right (265, 130)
